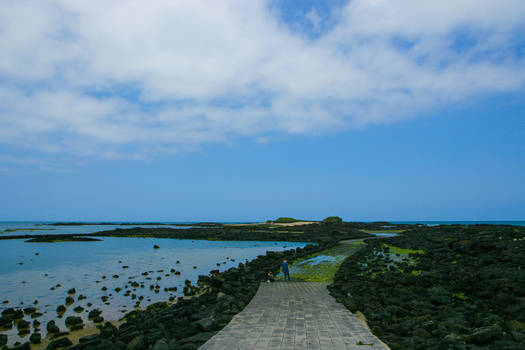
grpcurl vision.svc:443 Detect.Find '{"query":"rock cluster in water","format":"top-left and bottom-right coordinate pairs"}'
top-left (3, 241), bottom-right (335, 349)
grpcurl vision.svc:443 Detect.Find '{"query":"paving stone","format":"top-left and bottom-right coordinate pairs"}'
top-left (198, 282), bottom-right (390, 350)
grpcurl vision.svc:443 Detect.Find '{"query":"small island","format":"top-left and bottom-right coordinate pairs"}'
top-left (24, 236), bottom-right (102, 243)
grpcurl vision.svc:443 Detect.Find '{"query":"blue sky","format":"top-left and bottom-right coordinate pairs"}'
top-left (1, 1), bottom-right (524, 221)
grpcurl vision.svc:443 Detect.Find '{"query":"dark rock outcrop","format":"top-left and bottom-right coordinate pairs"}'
top-left (29, 332), bottom-right (41, 344)
top-left (46, 337), bottom-right (72, 350)
top-left (329, 224), bottom-right (525, 350)
top-left (46, 320), bottom-right (60, 333)
top-left (65, 316), bottom-right (83, 327)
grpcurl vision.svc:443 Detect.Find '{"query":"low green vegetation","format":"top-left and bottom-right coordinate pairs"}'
top-left (273, 217), bottom-right (301, 223)
top-left (281, 255), bottom-right (346, 282)
top-left (322, 216), bottom-right (343, 223)
top-left (276, 240), bottom-right (368, 282)
top-left (453, 292), bottom-right (468, 300)
top-left (382, 244), bottom-right (424, 255)
top-left (250, 230), bottom-right (304, 234)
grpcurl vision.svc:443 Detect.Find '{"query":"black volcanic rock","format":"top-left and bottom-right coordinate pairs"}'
top-left (46, 320), bottom-right (59, 333)
top-left (65, 316), bottom-right (83, 327)
top-left (17, 319), bottom-right (30, 330)
top-left (0, 316), bottom-right (12, 328)
top-left (47, 337), bottom-right (72, 350)
top-left (29, 332), bottom-right (41, 344)
top-left (11, 342), bottom-right (30, 350)
top-left (56, 305), bottom-right (66, 314)
top-left (0, 334), bottom-right (6, 346)
top-left (329, 224), bottom-right (525, 350)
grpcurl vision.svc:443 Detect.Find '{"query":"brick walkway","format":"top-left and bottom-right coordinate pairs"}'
top-left (199, 282), bottom-right (390, 350)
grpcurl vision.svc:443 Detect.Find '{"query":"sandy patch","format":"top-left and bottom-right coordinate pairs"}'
top-left (272, 221), bottom-right (318, 227)
top-left (226, 221), bottom-right (318, 227)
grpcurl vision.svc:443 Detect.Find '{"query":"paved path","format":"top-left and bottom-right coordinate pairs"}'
top-left (199, 282), bottom-right (390, 350)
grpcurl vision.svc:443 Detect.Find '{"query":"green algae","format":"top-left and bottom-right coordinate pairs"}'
top-left (361, 244), bottom-right (426, 279)
top-left (383, 244), bottom-right (425, 255)
top-left (287, 256), bottom-right (346, 282)
top-left (453, 292), bottom-right (468, 300)
top-left (360, 229), bottom-right (405, 234)
top-left (274, 217), bottom-right (301, 223)
top-left (276, 240), bottom-right (368, 282)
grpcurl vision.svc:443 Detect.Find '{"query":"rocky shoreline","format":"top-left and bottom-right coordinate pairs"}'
top-left (0, 221), bottom-right (378, 243)
top-left (1, 241), bottom-right (337, 350)
top-left (1, 222), bottom-right (381, 350)
top-left (8, 222), bottom-right (522, 349)
top-left (86, 221), bottom-right (377, 242)
top-left (329, 224), bottom-right (525, 350)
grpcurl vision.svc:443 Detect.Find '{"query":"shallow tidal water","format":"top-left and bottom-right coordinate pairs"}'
top-left (0, 237), bottom-right (307, 346)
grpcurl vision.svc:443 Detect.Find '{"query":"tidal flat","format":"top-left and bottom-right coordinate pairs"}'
top-left (276, 240), bottom-right (370, 282)
top-left (0, 237), bottom-right (306, 347)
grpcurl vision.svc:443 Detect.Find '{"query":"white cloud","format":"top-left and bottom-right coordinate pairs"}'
top-left (0, 0), bottom-right (524, 159)
top-left (306, 8), bottom-right (322, 32)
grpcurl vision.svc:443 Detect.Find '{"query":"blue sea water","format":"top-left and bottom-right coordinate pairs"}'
top-left (0, 236), bottom-right (307, 346)
top-left (391, 221), bottom-right (525, 226)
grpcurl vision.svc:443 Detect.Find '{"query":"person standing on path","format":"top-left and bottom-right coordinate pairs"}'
top-left (281, 259), bottom-right (290, 281)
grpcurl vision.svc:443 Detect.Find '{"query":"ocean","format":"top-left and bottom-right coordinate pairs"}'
top-left (391, 221), bottom-right (525, 226)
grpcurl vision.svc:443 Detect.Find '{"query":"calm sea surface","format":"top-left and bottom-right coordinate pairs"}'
top-left (0, 236), bottom-right (307, 346)
top-left (391, 221), bottom-right (525, 226)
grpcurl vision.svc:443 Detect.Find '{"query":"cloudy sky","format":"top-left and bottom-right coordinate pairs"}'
top-left (1, 0), bottom-right (524, 221)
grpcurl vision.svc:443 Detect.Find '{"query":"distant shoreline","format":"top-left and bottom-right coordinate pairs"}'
top-left (44, 222), bottom-right (222, 226)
